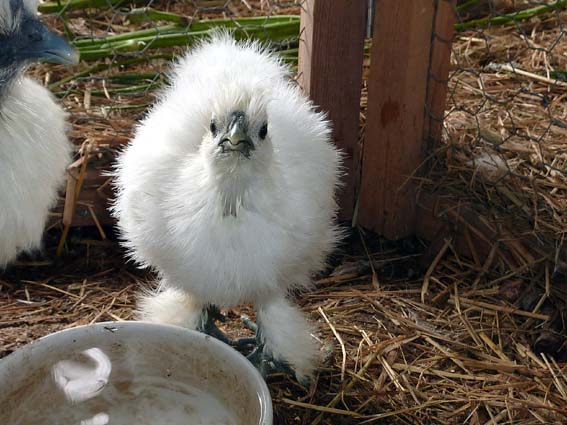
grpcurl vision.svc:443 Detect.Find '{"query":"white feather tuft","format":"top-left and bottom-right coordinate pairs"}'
top-left (137, 286), bottom-right (202, 329)
top-left (258, 297), bottom-right (320, 381)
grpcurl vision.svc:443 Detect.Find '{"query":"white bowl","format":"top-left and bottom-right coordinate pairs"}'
top-left (0, 321), bottom-right (272, 425)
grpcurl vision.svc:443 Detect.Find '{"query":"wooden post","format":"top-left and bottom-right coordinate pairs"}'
top-left (358, 1), bottom-right (456, 240)
top-left (424, 1), bottom-right (457, 150)
top-left (298, 0), bottom-right (367, 220)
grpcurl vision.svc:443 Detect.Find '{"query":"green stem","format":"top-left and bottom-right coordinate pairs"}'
top-left (39, 0), bottom-right (147, 14)
top-left (101, 104), bottom-right (150, 111)
top-left (76, 18), bottom-right (299, 61)
top-left (48, 54), bottom-right (172, 89)
top-left (73, 24), bottom-right (180, 48)
top-left (73, 16), bottom-right (298, 48)
top-left (126, 7), bottom-right (193, 25)
top-left (456, 0), bottom-right (567, 31)
top-left (456, 0), bottom-right (481, 13)
top-left (107, 73), bottom-right (161, 84)
top-left (56, 81), bottom-right (161, 98)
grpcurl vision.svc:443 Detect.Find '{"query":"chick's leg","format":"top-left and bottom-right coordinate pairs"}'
top-left (254, 296), bottom-right (320, 383)
top-left (197, 305), bottom-right (231, 344)
top-left (137, 286), bottom-right (203, 330)
top-left (198, 307), bottom-right (257, 347)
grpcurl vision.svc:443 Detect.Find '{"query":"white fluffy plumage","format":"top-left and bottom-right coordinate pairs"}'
top-left (0, 0), bottom-right (74, 267)
top-left (0, 80), bottom-right (71, 269)
top-left (0, 77), bottom-right (70, 268)
top-left (112, 34), bottom-right (342, 380)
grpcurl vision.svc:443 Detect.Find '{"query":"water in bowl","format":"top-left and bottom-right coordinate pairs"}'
top-left (2, 346), bottom-right (245, 425)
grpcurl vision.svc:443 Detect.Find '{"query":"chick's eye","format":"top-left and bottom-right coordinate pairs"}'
top-left (210, 120), bottom-right (217, 136)
top-left (259, 123), bottom-right (268, 140)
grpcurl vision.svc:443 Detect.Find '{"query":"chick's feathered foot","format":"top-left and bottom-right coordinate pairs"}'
top-left (256, 297), bottom-right (320, 383)
top-left (246, 333), bottom-right (305, 384)
top-left (139, 287), bottom-right (319, 383)
top-left (198, 306), bottom-right (311, 384)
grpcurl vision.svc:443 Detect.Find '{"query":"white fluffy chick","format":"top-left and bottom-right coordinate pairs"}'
top-left (0, 0), bottom-right (77, 267)
top-left (113, 34), bottom-right (342, 381)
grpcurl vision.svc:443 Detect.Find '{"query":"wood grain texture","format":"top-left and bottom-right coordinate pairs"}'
top-left (298, 0), bottom-right (367, 220)
top-left (424, 0), bottom-right (457, 150)
top-left (358, 1), bottom-right (436, 239)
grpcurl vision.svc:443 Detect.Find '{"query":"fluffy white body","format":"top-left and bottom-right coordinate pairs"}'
top-left (113, 35), bottom-right (342, 379)
top-left (0, 77), bottom-right (71, 267)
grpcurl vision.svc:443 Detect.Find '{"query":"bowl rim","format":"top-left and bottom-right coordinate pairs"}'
top-left (0, 320), bottom-right (273, 425)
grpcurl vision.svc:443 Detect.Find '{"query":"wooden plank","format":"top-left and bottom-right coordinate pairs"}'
top-left (72, 188), bottom-right (113, 228)
top-left (424, 0), bottom-right (457, 150)
top-left (55, 164), bottom-right (114, 229)
top-left (358, 2), bottom-right (436, 239)
top-left (298, 0), bottom-right (367, 220)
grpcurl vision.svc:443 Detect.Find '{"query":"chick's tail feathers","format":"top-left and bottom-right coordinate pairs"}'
top-left (257, 297), bottom-right (320, 382)
top-left (137, 286), bottom-right (202, 330)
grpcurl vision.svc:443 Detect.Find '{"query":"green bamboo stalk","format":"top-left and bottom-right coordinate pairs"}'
top-left (56, 81), bottom-right (161, 97)
top-left (48, 54), bottom-right (172, 89)
top-left (73, 16), bottom-right (298, 48)
top-left (76, 19), bottom-right (300, 61)
top-left (101, 104), bottom-right (149, 111)
top-left (93, 81), bottom-right (161, 95)
top-left (127, 7), bottom-right (193, 25)
top-left (457, 0), bottom-right (481, 12)
top-left (38, 0), bottom-right (146, 14)
top-left (73, 24), bottom-right (180, 48)
top-left (456, 0), bottom-right (567, 31)
top-left (107, 73), bottom-right (161, 84)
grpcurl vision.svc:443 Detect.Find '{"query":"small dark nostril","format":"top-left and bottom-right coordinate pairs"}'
top-left (28, 32), bottom-right (42, 42)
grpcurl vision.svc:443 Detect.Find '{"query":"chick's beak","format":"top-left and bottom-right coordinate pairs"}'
top-left (19, 21), bottom-right (79, 65)
top-left (218, 116), bottom-right (255, 157)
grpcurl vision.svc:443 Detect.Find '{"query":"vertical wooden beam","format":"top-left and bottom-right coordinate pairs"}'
top-left (298, 0), bottom-right (367, 220)
top-left (358, 1), bottom-right (438, 239)
top-left (424, 1), bottom-right (457, 150)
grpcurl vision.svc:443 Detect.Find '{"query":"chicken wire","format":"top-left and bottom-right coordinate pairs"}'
top-left (34, 0), bottom-right (302, 231)
top-left (45, 0), bottom-right (301, 109)
top-left (39, 0), bottom-right (567, 256)
top-left (426, 0), bottom-right (567, 259)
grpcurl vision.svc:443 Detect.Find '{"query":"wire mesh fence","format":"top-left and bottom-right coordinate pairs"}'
top-left (35, 0), bottom-right (567, 267)
top-left (425, 0), bottom-right (567, 264)
top-left (33, 0), bottom-right (302, 239)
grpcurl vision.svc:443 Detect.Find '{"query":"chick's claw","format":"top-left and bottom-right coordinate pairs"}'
top-left (231, 337), bottom-right (256, 349)
top-left (197, 307), bottom-right (256, 348)
top-left (197, 306), bottom-right (231, 344)
top-left (197, 307), bottom-right (305, 383)
top-left (246, 343), bottom-right (295, 379)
